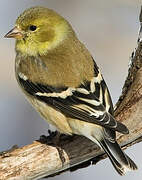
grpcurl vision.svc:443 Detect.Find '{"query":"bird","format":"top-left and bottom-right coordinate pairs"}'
top-left (5, 6), bottom-right (137, 175)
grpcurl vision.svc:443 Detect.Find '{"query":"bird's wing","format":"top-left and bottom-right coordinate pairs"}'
top-left (18, 74), bottom-right (128, 134)
top-left (91, 60), bottom-right (114, 115)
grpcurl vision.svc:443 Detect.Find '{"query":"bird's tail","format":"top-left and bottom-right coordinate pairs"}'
top-left (99, 137), bottom-right (137, 175)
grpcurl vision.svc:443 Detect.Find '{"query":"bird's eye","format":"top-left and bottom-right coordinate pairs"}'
top-left (29, 25), bottom-right (37, 31)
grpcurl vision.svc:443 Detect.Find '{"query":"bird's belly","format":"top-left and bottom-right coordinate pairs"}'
top-left (68, 118), bottom-right (103, 144)
top-left (26, 96), bottom-right (73, 135)
top-left (28, 95), bottom-right (103, 141)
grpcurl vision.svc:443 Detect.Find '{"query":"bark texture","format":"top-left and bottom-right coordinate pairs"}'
top-left (0, 7), bottom-right (142, 180)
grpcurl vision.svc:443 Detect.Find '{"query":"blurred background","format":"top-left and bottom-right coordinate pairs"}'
top-left (0, 0), bottom-right (142, 179)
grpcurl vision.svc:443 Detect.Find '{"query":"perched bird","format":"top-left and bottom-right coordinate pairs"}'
top-left (5, 6), bottom-right (137, 175)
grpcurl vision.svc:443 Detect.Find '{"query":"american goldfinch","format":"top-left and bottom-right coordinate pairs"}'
top-left (5, 6), bottom-right (137, 175)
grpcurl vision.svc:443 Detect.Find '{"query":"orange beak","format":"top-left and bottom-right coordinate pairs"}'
top-left (4, 27), bottom-right (23, 39)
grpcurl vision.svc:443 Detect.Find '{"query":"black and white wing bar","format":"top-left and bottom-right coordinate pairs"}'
top-left (92, 59), bottom-right (114, 115)
top-left (18, 75), bottom-right (129, 134)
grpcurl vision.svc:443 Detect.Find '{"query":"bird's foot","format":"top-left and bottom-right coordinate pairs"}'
top-left (39, 130), bottom-right (58, 145)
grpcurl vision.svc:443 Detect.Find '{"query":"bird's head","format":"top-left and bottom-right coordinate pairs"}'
top-left (5, 6), bottom-right (73, 56)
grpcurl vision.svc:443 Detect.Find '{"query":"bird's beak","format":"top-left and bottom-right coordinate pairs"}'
top-left (4, 27), bottom-right (23, 39)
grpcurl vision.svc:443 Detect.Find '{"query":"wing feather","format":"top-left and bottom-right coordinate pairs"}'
top-left (18, 75), bottom-right (129, 134)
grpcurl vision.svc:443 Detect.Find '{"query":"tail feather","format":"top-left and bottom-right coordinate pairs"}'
top-left (100, 138), bottom-right (137, 175)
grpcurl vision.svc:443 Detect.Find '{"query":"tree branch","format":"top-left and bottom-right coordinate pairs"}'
top-left (0, 7), bottom-right (142, 180)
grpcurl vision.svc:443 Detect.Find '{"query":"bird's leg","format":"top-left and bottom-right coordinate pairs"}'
top-left (48, 130), bottom-right (60, 144)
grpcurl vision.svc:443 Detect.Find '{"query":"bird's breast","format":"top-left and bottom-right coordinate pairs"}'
top-left (24, 94), bottom-right (74, 135)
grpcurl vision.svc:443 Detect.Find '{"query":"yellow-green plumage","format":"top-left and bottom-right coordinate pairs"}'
top-left (16, 7), bottom-right (72, 56)
top-left (14, 6), bottom-right (95, 134)
top-left (15, 6), bottom-right (94, 87)
top-left (16, 36), bottom-right (94, 87)
top-left (5, 6), bottom-right (137, 176)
